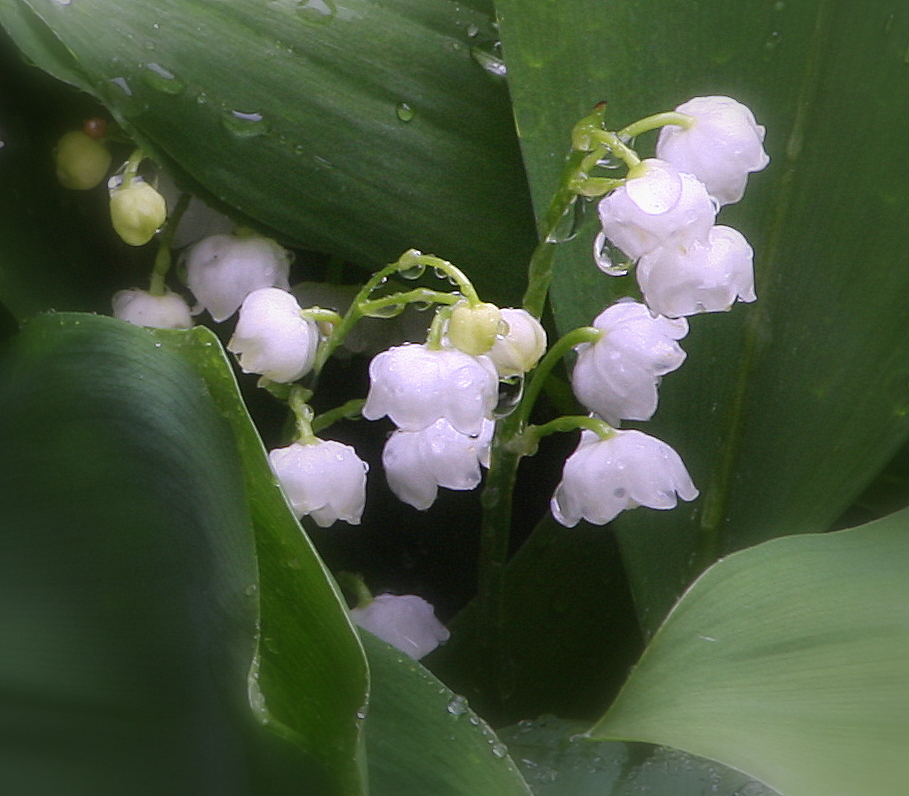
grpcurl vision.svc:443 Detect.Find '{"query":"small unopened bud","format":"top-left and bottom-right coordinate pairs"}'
top-left (55, 130), bottom-right (112, 190)
top-left (109, 181), bottom-right (167, 246)
top-left (447, 301), bottom-right (501, 356)
top-left (486, 308), bottom-right (547, 377)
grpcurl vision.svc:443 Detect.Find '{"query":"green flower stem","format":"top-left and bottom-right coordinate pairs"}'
top-left (313, 253), bottom-right (473, 372)
top-left (515, 326), bottom-right (602, 428)
top-left (521, 147), bottom-right (589, 319)
top-left (148, 192), bottom-right (190, 296)
top-left (524, 414), bottom-right (615, 448)
top-left (336, 572), bottom-right (373, 607)
top-left (311, 399), bottom-right (366, 435)
top-left (589, 129), bottom-right (641, 169)
top-left (120, 147), bottom-right (145, 188)
top-left (289, 386), bottom-right (317, 443)
top-left (618, 111), bottom-right (693, 140)
top-left (426, 303), bottom-right (453, 350)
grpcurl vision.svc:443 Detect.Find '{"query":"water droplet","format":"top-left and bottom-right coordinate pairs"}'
top-left (546, 197), bottom-right (590, 243)
top-left (245, 583), bottom-right (259, 597)
top-left (395, 102), bottom-right (415, 122)
top-left (195, 92), bottom-right (209, 105)
top-left (470, 42), bottom-right (507, 77)
top-left (468, 715), bottom-right (480, 725)
top-left (263, 636), bottom-right (280, 653)
top-left (399, 262), bottom-right (425, 279)
top-left (296, 0), bottom-right (336, 23)
top-left (143, 41), bottom-right (156, 51)
top-left (355, 708), bottom-right (367, 720)
top-left (491, 742), bottom-right (508, 758)
top-left (593, 230), bottom-right (630, 276)
top-left (773, 0), bottom-right (785, 9)
top-left (52, 0), bottom-right (72, 5)
top-left (493, 375), bottom-right (523, 418)
top-left (466, 23), bottom-right (479, 37)
top-left (109, 76), bottom-right (133, 97)
top-left (446, 695), bottom-right (468, 716)
top-left (142, 62), bottom-right (186, 94)
top-left (764, 30), bottom-right (781, 50)
top-left (363, 302), bottom-right (406, 319)
top-left (884, 13), bottom-right (895, 35)
top-left (222, 109), bottom-right (269, 137)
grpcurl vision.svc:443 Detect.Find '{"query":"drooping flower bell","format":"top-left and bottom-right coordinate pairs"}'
top-left (227, 288), bottom-right (319, 383)
top-left (596, 158), bottom-right (715, 263)
top-left (636, 225), bottom-right (757, 318)
top-left (268, 439), bottom-right (368, 527)
top-left (656, 95), bottom-right (769, 206)
top-left (551, 429), bottom-right (698, 527)
top-left (184, 232), bottom-right (291, 322)
top-left (571, 300), bottom-right (688, 425)
top-left (485, 308), bottom-right (547, 377)
top-left (362, 343), bottom-right (498, 436)
top-left (382, 417), bottom-right (494, 510)
top-left (350, 594), bottom-right (450, 660)
top-left (112, 288), bottom-right (193, 330)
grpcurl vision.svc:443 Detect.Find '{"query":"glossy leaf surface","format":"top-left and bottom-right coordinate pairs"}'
top-left (361, 632), bottom-right (532, 796)
top-left (499, 715), bottom-right (776, 796)
top-left (496, 0), bottom-right (909, 631)
top-left (0, 0), bottom-right (537, 305)
top-left (590, 511), bottom-right (909, 796)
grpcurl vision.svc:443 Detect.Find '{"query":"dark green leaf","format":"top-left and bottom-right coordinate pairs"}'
top-left (154, 324), bottom-right (369, 796)
top-left (589, 510), bottom-right (909, 796)
top-left (362, 631), bottom-right (532, 796)
top-left (0, 313), bottom-right (260, 793)
top-left (496, 0), bottom-right (909, 630)
top-left (499, 716), bottom-right (776, 796)
top-left (2, 0), bottom-right (537, 305)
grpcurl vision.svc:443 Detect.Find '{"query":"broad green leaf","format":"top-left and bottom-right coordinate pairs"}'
top-left (496, 0), bottom-right (909, 631)
top-left (589, 510), bottom-right (909, 796)
top-left (0, 314), bottom-right (368, 794)
top-left (1, 0), bottom-right (537, 305)
top-left (429, 514), bottom-right (643, 725)
top-left (361, 631), bottom-right (532, 796)
top-left (0, 313), bottom-right (261, 792)
top-left (498, 715), bottom-right (776, 796)
top-left (153, 324), bottom-right (368, 796)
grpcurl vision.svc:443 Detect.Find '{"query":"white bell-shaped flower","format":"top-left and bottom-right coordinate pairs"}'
top-left (637, 225), bottom-right (757, 318)
top-left (362, 343), bottom-right (499, 436)
top-left (383, 418), bottom-right (494, 510)
top-left (350, 594), bottom-right (450, 660)
top-left (596, 159), bottom-right (715, 262)
top-left (184, 232), bottom-right (291, 321)
top-left (656, 96), bottom-right (770, 206)
top-left (228, 288), bottom-right (319, 383)
top-left (551, 429), bottom-right (698, 528)
top-left (268, 439), bottom-right (368, 527)
top-left (112, 288), bottom-right (192, 329)
top-left (486, 308), bottom-right (547, 377)
top-left (572, 300), bottom-right (688, 425)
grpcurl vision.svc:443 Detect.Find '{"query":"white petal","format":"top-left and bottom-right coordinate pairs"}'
top-left (350, 594), bottom-right (450, 660)
top-left (112, 288), bottom-right (192, 329)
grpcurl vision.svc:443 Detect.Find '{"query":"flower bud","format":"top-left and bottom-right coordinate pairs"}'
top-left (55, 130), bottom-right (112, 190)
top-left (447, 301), bottom-right (502, 356)
top-left (486, 308), bottom-right (547, 377)
top-left (112, 288), bottom-right (192, 329)
top-left (109, 180), bottom-right (167, 246)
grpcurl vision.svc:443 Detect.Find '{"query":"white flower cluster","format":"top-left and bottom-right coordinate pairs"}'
top-left (554, 95), bottom-right (768, 528)
top-left (597, 95), bottom-right (767, 318)
top-left (363, 305), bottom-right (546, 510)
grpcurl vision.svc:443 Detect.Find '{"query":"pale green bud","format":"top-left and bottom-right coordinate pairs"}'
top-left (110, 181), bottom-right (167, 246)
top-left (447, 301), bottom-right (501, 356)
top-left (487, 308), bottom-right (547, 377)
top-left (54, 130), bottom-right (112, 190)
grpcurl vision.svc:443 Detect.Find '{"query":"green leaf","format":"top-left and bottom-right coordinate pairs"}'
top-left (0, 313), bottom-right (368, 794)
top-left (498, 716), bottom-right (776, 796)
top-left (0, 313), bottom-right (260, 792)
top-left (588, 510), bottom-right (909, 796)
top-left (429, 515), bottom-right (643, 725)
top-left (496, 0), bottom-right (909, 630)
top-left (154, 324), bottom-right (369, 796)
top-left (2, 0), bottom-right (537, 305)
top-left (361, 631), bottom-right (532, 796)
